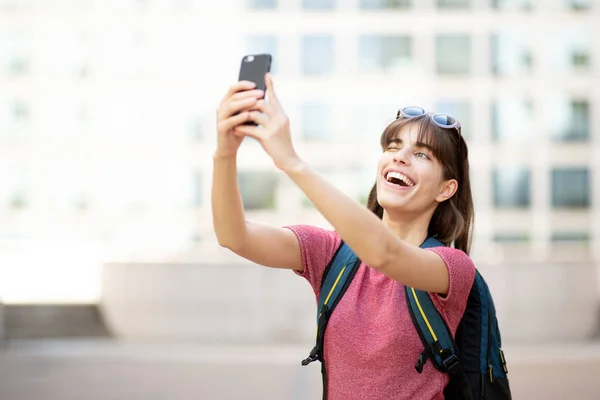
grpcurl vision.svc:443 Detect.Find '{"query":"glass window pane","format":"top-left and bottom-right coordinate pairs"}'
top-left (552, 99), bottom-right (589, 142)
top-left (0, 164), bottom-right (29, 209)
top-left (0, 30), bottom-right (30, 76)
top-left (435, 100), bottom-right (471, 140)
top-left (238, 171), bottom-right (278, 210)
top-left (301, 103), bottom-right (332, 141)
top-left (359, 35), bottom-right (412, 72)
top-left (0, 0), bottom-right (31, 11)
top-left (302, 35), bottom-right (335, 75)
top-left (247, 0), bottom-right (276, 9)
top-left (568, 0), bottom-right (591, 11)
top-left (491, 0), bottom-right (532, 10)
top-left (437, 0), bottom-right (470, 9)
top-left (550, 29), bottom-right (590, 73)
top-left (490, 32), bottom-right (533, 76)
top-left (491, 98), bottom-right (533, 142)
top-left (551, 168), bottom-right (590, 209)
top-left (193, 171), bottom-right (203, 207)
top-left (436, 35), bottom-right (470, 75)
top-left (246, 35), bottom-right (278, 74)
top-left (492, 233), bottom-right (530, 243)
top-left (359, 0), bottom-right (412, 9)
top-left (551, 231), bottom-right (590, 242)
top-left (303, 0), bottom-right (334, 9)
top-left (493, 167), bottom-right (531, 208)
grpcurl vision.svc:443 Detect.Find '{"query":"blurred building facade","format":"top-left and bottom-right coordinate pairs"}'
top-left (0, 0), bottom-right (598, 326)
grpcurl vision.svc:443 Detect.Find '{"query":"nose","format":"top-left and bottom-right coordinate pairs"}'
top-left (393, 147), bottom-right (410, 165)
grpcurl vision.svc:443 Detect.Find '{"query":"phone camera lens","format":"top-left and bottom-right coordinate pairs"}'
top-left (245, 55), bottom-right (255, 62)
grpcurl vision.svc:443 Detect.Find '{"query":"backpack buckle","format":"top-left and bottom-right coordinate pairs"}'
top-left (441, 353), bottom-right (459, 371)
top-left (301, 346), bottom-right (321, 366)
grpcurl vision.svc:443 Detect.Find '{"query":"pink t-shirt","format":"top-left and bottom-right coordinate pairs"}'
top-left (285, 224), bottom-right (476, 400)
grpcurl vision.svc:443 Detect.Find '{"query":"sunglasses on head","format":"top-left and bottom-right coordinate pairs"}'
top-left (396, 106), bottom-right (461, 134)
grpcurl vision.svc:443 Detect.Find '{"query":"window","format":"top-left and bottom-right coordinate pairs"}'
top-left (238, 172), bottom-right (278, 210)
top-left (247, 0), bottom-right (276, 9)
top-left (569, 0), bottom-right (591, 11)
top-left (193, 171), bottom-right (203, 207)
top-left (493, 168), bottom-right (531, 208)
top-left (552, 100), bottom-right (589, 142)
top-left (359, 35), bottom-right (412, 72)
top-left (551, 168), bottom-right (590, 209)
top-left (566, 30), bottom-right (589, 72)
top-left (437, 0), bottom-right (470, 9)
top-left (43, 31), bottom-right (90, 77)
top-left (491, 98), bottom-right (533, 142)
top-left (551, 232), bottom-right (590, 242)
top-left (246, 35), bottom-right (278, 74)
top-left (190, 118), bottom-right (203, 141)
top-left (359, 0), bottom-right (412, 9)
top-left (435, 100), bottom-right (471, 140)
top-left (302, 35), bottom-right (335, 76)
top-left (303, 0), bottom-right (334, 10)
top-left (43, 96), bottom-right (85, 138)
top-left (435, 35), bottom-right (470, 75)
top-left (490, 32), bottom-right (533, 76)
top-left (0, 31), bottom-right (30, 76)
top-left (492, 233), bottom-right (530, 243)
top-left (0, 98), bottom-right (30, 137)
top-left (0, 0), bottom-right (31, 11)
top-left (301, 103), bottom-right (332, 141)
top-left (491, 0), bottom-right (532, 10)
top-left (45, 161), bottom-right (88, 210)
top-left (0, 166), bottom-right (29, 210)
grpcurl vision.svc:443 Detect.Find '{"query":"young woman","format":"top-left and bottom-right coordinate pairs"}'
top-left (212, 75), bottom-right (476, 400)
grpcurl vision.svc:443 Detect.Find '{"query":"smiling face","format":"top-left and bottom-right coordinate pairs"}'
top-left (376, 120), bottom-right (458, 218)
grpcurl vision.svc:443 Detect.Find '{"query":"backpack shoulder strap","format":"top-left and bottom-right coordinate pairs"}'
top-left (405, 237), bottom-right (473, 400)
top-left (302, 240), bottom-right (361, 366)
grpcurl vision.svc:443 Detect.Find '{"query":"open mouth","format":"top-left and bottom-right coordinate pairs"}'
top-left (385, 171), bottom-right (415, 188)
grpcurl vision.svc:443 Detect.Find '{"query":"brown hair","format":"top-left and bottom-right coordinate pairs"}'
top-left (365, 115), bottom-right (474, 254)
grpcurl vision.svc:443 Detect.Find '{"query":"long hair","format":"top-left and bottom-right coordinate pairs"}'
top-left (365, 115), bottom-right (474, 254)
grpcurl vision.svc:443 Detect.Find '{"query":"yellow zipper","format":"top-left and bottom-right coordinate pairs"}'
top-left (411, 287), bottom-right (439, 344)
top-left (316, 265), bottom-right (347, 337)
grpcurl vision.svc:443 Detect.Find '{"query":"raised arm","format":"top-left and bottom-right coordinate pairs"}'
top-left (232, 74), bottom-right (452, 294)
top-left (211, 81), bottom-right (303, 271)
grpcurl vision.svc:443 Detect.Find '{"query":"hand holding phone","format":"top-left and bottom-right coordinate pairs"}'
top-left (237, 54), bottom-right (272, 125)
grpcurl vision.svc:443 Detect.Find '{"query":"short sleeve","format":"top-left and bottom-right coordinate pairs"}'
top-left (427, 247), bottom-right (476, 334)
top-left (283, 224), bottom-right (341, 298)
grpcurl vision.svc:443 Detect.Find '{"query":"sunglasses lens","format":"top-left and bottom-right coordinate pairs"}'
top-left (402, 107), bottom-right (425, 117)
top-left (432, 114), bottom-right (456, 127)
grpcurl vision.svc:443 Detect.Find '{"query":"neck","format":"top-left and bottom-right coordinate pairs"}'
top-left (381, 208), bottom-right (434, 247)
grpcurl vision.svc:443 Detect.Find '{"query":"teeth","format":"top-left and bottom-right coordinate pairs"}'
top-left (386, 171), bottom-right (415, 187)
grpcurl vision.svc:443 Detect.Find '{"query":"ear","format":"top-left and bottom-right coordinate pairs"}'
top-left (435, 179), bottom-right (458, 203)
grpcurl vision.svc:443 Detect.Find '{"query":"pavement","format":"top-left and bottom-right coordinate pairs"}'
top-left (0, 339), bottom-right (599, 400)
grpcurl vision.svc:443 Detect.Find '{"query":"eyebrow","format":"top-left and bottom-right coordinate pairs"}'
top-left (387, 138), bottom-right (435, 152)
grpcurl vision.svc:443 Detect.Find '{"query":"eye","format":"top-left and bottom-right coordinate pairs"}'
top-left (386, 144), bottom-right (400, 151)
top-left (415, 152), bottom-right (430, 159)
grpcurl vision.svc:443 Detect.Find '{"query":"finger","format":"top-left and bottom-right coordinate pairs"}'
top-left (218, 97), bottom-right (257, 120)
top-left (218, 111), bottom-right (251, 132)
top-left (233, 124), bottom-right (264, 141)
top-left (247, 110), bottom-right (269, 127)
top-left (221, 81), bottom-right (257, 103)
top-left (230, 89), bottom-right (264, 102)
top-left (253, 99), bottom-right (276, 118)
top-left (264, 73), bottom-right (280, 107)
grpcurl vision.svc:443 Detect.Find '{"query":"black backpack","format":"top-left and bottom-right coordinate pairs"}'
top-left (301, 238), bottom-right (512, 400)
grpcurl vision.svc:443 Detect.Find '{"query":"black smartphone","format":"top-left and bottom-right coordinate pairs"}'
top-left (238, 53), bottom-right (272, 92)
top-left (238, 54), bottom-right (272, 126)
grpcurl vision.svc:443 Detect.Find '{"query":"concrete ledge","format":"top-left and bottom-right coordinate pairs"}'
top-left (4, 305), bottom-right (111, 339)
top-left (102, 261), bottom-right (599, 344)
